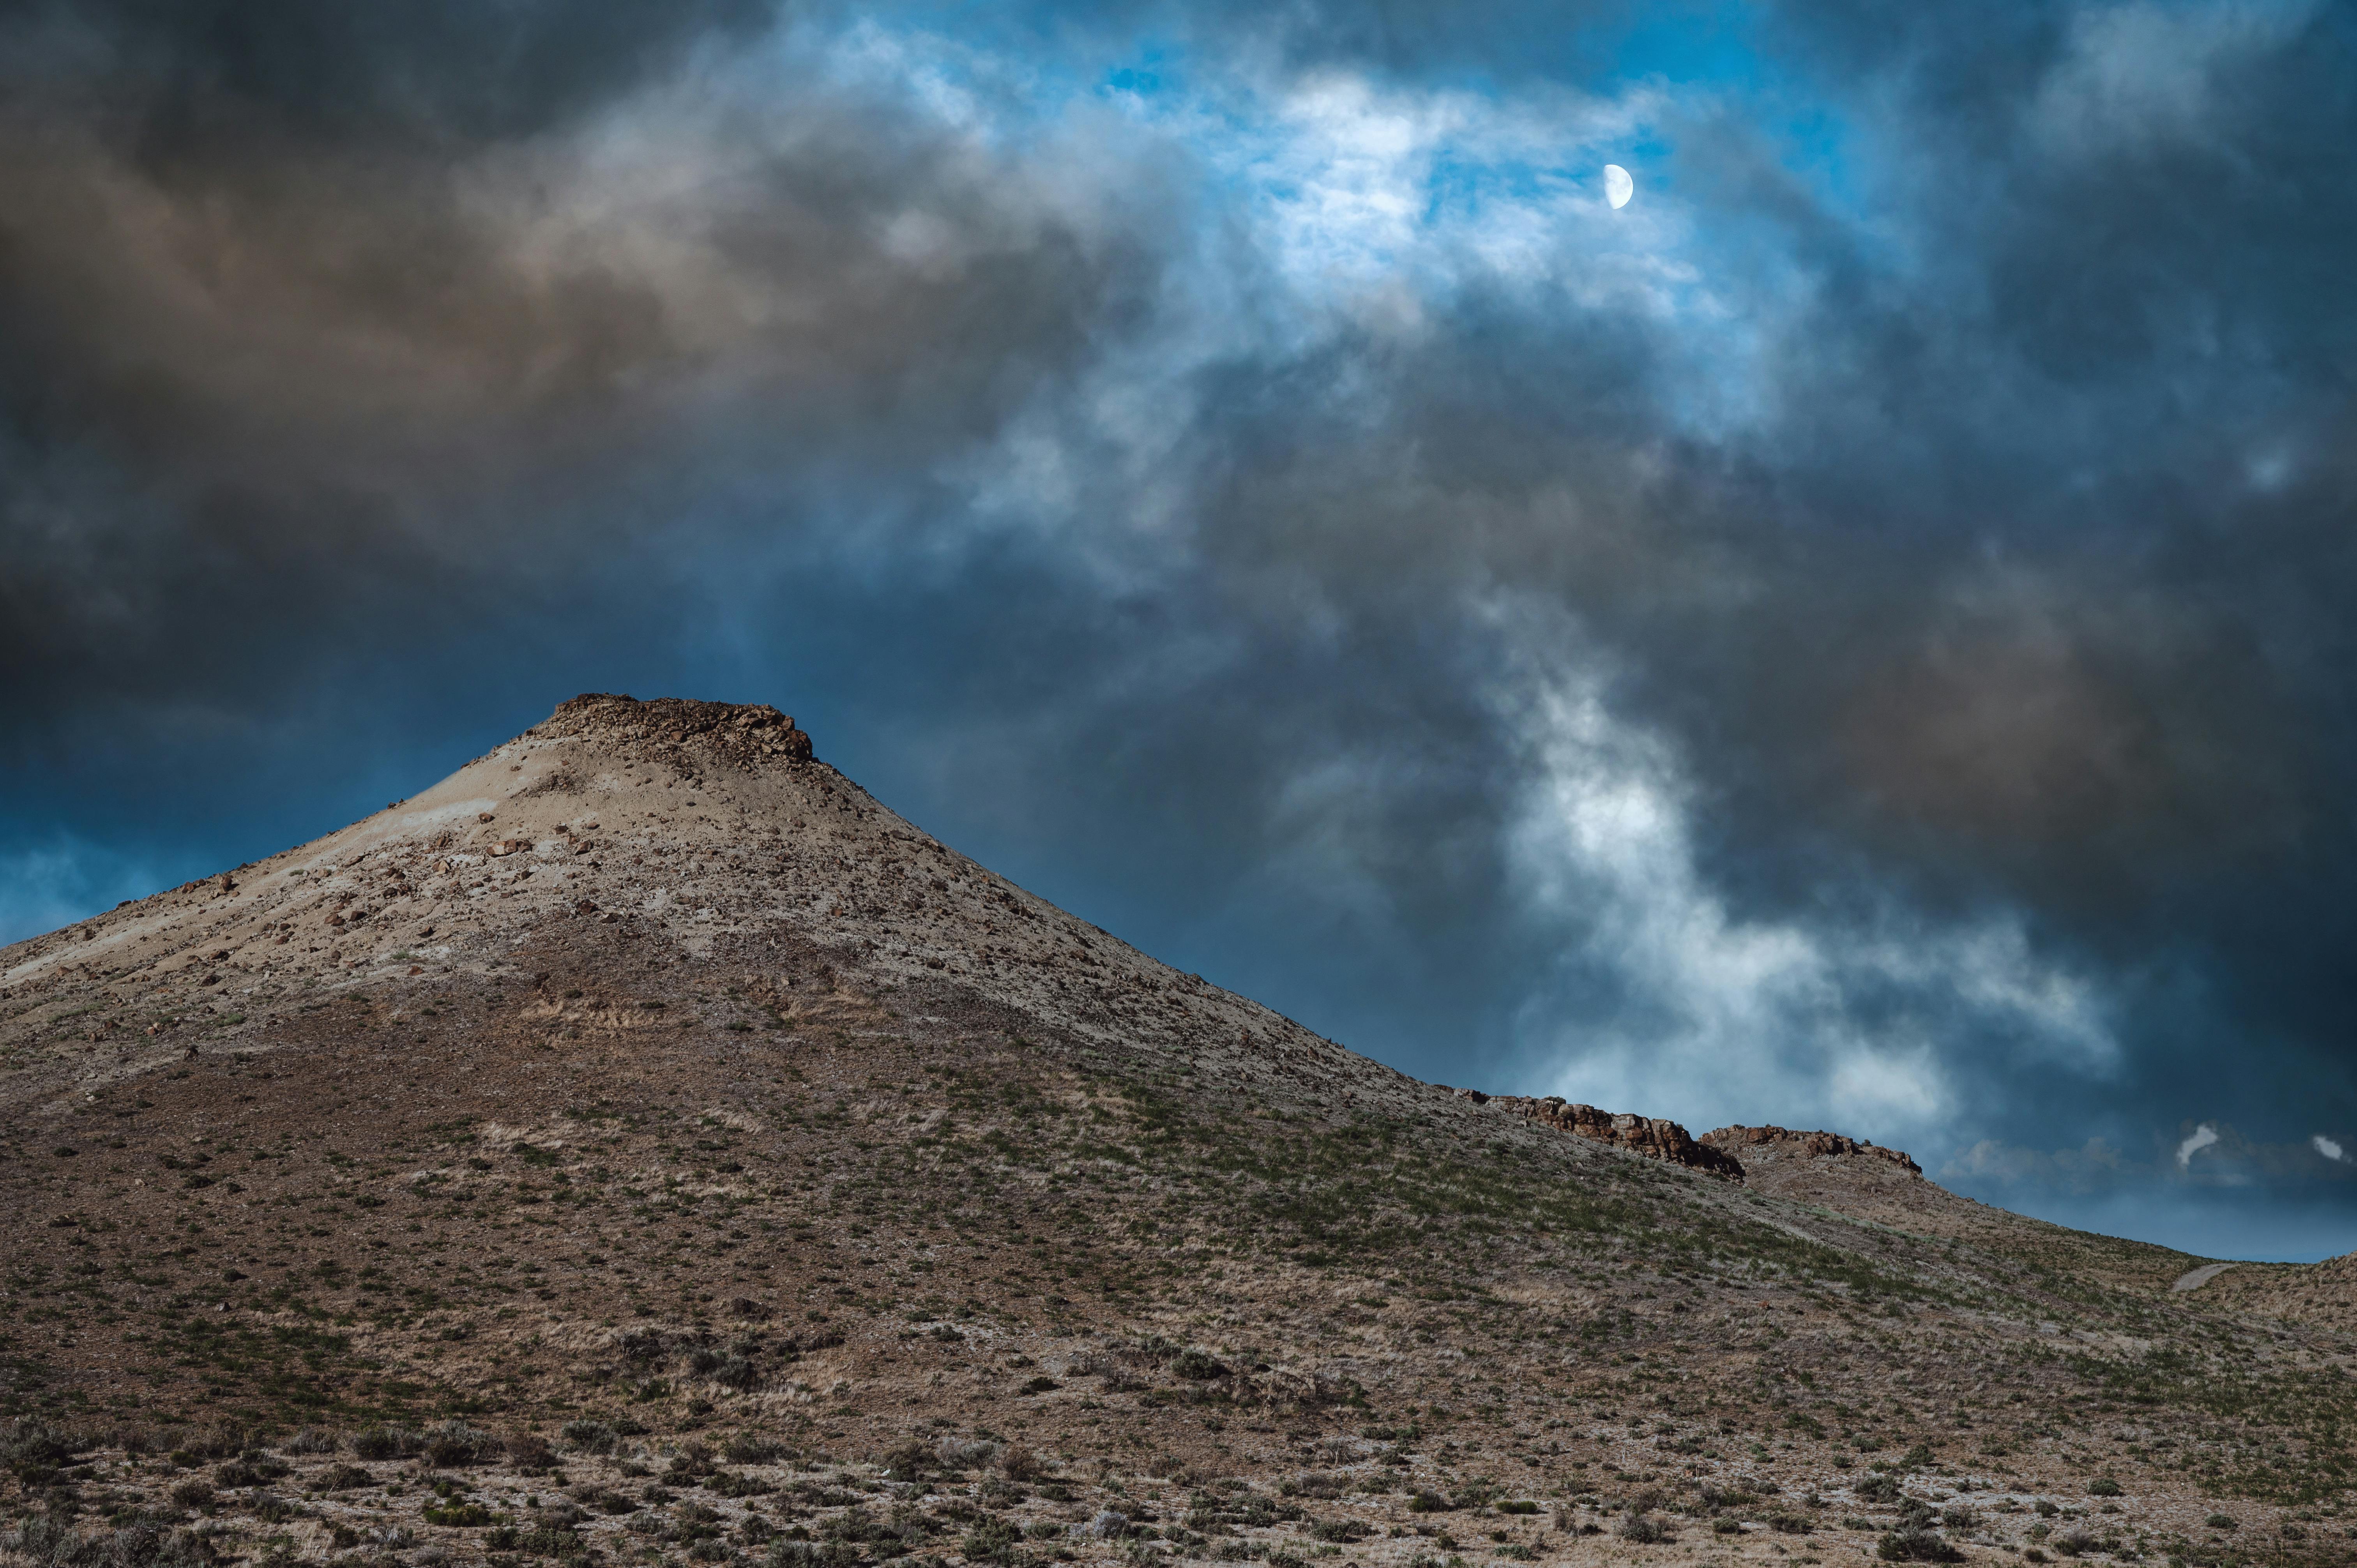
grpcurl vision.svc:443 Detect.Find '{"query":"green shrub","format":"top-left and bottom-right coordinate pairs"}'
top-left (2086, 1478), bottom-right (2121, 1497)
top-left (2, 1419), bottom-right (80, 1483)
top-left (559, 1419), bottom-right (617, 1455)
top-left (963, 1517), bottom-right (1024, 1564)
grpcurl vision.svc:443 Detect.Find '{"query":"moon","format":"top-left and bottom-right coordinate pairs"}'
top-left (1604, 164), bottom-right (1633, 209)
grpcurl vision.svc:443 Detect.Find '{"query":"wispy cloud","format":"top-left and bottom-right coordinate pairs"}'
top-left (2178, 1123), bottom-right (2222, 1169)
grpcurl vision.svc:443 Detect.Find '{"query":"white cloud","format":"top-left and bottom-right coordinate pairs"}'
top-left (2177, 1123), bottom-right (2221, 1168)
top-left (2314, 1134), bottom-right (2345, 1162)
top-left (1492, 618), bottom-right (2116, 1143)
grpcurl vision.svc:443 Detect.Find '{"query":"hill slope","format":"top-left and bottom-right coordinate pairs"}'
top-left (3, 695), bottom-right (2352, 1568)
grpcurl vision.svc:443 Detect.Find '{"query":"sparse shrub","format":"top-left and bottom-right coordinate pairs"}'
top-left (935, 1434), bottom-right (1000, 1470)
top-left (1875, 1526), bottom-right (1962, 1563)
top-left (351, 1425), bottom-right (424, 1461)
top-left (2085, 1478), bottom-right (2121, 1497)
top-left (964, 1517), bottom-right (1023, 1564)
top-left (1856, 1475), bottom-right (1902, 1504)
top-left (2049, 1528), bottom-right (2097, 1557)
top-left (320, 1464), bottom-right (373, 1491)
top-left (1617, 1512), bottom-right (1670, 1544)
top-left (169, 1479), bottom-right (215, 1510)
top-left (421, 1421), bottom-right (498, 1467)
top-left (999, 1442), bottom-right (1042, 1482)
top-left (1712, 1519), bottom-right (1741, 1535)
top-left (507, 1432), bottom-right (555, 1471)
top-left (1, 1419), bottom-right (79, 1484)
top-left (618, 1328), bottom-right (668, 1363)
top-left (769, 1543), bottom-right (864, 1568)
top-left (877, 1439), bottom-right (935, 1481)
top-left (1900, 1443), bottom-right (1936, 1470)
top-left (559, 1420), bottom-right (617, 1455)
top-left (284, 1427), bottom-right (339, 1455)
top-left (2204, 1513), bottom-right (2237, 1531)
top-left (182, 1425), bottom-right (246, 1460)
top-left (1172, 1349), bottom-right (1228, 1380)
top-left (2034, 1500), bottom-right (2059, 1517)
top-left (6, 1517), bottom-right (218, 1568)
top-left (1408, 1491), bottom-right (1454, 1513)
top-left (1086, 1510), bottom-right (1131, 1541)
top-left (1939, 1506), bottom-right (1977, 1530)
top-left (211, 1452), bottom-right (277, 1490)
top-left (724, 1432), bottom-right (785, 1465)
top-left (710, 1354), bottom-right (759, 1390)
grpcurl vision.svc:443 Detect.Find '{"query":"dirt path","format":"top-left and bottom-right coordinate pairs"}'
top-left (2171, 1261), bottom-right (2238, 1292)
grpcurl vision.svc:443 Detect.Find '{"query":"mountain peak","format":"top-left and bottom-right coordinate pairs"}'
top-left (534, 692), bottom-right (814, 765)
top-left (0, 692), bottom-right (2322, 1562)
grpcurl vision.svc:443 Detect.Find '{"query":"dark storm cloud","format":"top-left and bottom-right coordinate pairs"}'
top-left (5, 0), bottom-right (2357, 1254)
top-left (0, 0), bottom-right (782, 144)
top-left (0, 0), bottom-right (1180, 734)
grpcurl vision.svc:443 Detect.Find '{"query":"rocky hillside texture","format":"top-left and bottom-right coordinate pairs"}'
top-left (4, 694), bottom-right (2356, 1568)
top-left (1465, 1097), bottom-right (1743, 1182)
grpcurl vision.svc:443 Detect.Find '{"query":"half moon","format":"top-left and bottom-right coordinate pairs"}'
top-left (1604, 164), bottom-right (1633, 209)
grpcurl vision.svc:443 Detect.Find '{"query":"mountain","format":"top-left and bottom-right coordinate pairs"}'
top-left (2, 694), bottom-right (2349, 1568)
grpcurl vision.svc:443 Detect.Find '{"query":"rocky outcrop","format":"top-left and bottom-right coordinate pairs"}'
top-left (535, 693), bottom-right (814, 768)
top-left (1456, 1091), bottom-right (1746, 1181)
top-left (1701, 1123), bottom-right (1921, 1176)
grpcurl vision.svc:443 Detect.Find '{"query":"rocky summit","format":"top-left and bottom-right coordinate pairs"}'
top-left (3, 695), bottom-right (2355, 1568)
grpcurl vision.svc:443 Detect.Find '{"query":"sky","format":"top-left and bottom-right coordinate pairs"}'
top-left (4, 0), bottom-right (2356, 1261)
